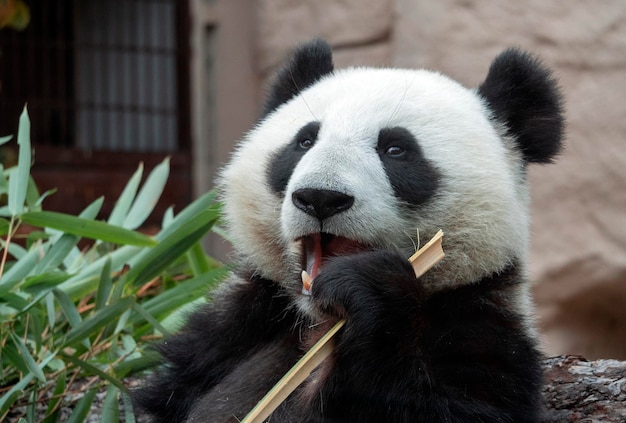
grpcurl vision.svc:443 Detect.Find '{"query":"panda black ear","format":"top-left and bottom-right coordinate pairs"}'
top-left (260, 39), bottom-right (334, 118)
top-left (478, 48), bottom-right (565, 163)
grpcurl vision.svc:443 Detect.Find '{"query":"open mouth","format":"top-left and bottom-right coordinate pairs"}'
top-left (300, 232), bottom-right (370, 295)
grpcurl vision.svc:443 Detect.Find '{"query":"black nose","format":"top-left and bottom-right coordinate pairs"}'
top-left (292, 188), bottom-right (354, 221)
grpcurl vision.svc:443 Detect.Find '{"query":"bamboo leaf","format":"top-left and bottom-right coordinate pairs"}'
top-left (95, 258), bottom-right (112, 310)
top-left (57, 245), bottom-right (141, 297)
top-left (186, 242), bottom-right (211, 277)
top-left (132, 302), bottom-right (170, 336)
top-left (123, 208), bottom-right (219, 287)
top-left (3, 343), bottom-right (31, 375)
top-left (0, 373), bottom-right (33, 415)
top-left (0, 243), bottom-right (46, 295)
top-left (59, 352), bottom-right (128, 392)
top-left (7, 106), bottom-right (31, 216)
top-left (121, 391), bottom-right (137, 423)
top-left (139, 267), bottom-right (227, 321)
top-left (9, 332), bottom-right (46, 382)
top-left (123, 157), bottom-right (169, 230)
top-left (101, 385), bottom-right (120, 422)
top-left (156, 190), bottom-right (219, 241)
top-left (42, 371), bottom-right (66, 423)
top-left (35, 197), bottom-right (104, 273)
top-left (66, 387), bottom-right (98, 423)
top-left (109, 163), bottom-right (143, 226)
top-left (53, 287), bottom-right (90, 348)
top-left (21, 211), bottom-right (156, 247)
top-left (61, 296), bottom-right (134, 348)
top-left (46, 291), bottom-right (56, 329)
top-left (0, 218), bottom-right (9, 236)
top-left (25, 176), bottom-right (40, 211)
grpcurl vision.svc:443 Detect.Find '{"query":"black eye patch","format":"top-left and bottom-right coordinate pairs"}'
top-left (377, 127), bottom-right (441, 208)
top-left (267, 121), bottom-right (321, 195)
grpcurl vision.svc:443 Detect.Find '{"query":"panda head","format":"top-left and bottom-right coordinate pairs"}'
top-left (220, 39), bottom-right (563, 306)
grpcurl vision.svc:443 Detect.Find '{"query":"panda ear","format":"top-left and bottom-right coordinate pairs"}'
top-left (261, 39), bottom-right (334, 118)
top-left (478, 48), bottom-right (565, 163)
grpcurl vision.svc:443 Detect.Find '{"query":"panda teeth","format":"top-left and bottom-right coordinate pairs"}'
top-left (301, 270), bottom-right (313, 296)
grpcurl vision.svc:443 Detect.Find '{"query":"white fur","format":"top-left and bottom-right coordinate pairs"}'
top-left (219, 67), bottom-right (531, 301)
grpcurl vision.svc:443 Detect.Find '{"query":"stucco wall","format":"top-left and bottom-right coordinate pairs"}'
top-left (250, 0), bottom-right (626, 359)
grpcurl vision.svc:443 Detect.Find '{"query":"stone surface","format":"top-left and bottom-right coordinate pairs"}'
top-left (256, 0), bottom-right (393, 72)
top-left (542, 355), bottom-right (626, 422)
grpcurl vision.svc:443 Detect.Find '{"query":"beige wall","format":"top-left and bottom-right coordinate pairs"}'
top-left (196, 0), bottom-right (626, 359)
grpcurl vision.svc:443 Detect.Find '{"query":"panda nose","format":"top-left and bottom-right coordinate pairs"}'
top-left (292, 188), bottom-right (354, 221)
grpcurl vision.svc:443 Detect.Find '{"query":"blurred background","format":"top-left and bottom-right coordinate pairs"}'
top-left (1, 0), bottom-right (625, 360)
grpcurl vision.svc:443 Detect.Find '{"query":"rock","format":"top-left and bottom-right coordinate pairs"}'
top-left (256, 0), bottom-right (393, 72)
top-left (542, 355), bottom-right (626, 422)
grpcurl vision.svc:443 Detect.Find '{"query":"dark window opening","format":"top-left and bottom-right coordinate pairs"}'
top-left (0, 0), bottom-right (191, 221)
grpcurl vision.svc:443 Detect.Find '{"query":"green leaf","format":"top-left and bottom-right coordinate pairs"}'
top-left (108, 163), bottom-right (143, 226)
top-left (45, 291), bottom-right (56, 329)
top-left (52, 288), bottom-right (90, 349)
top-left (20, 211), bottom-right (157, 247)
top-left (7, 106), bottom-right (31, 216)
top-left (25, 176), bottom-right (40, 211)
top-left (35, 198), bottom-right (103, 274)
top-left (101, 384), bottom-right (120, 423)
top-left (123, 208), bottom-right (219, 287)
top-left (0, 243), bottom-right (46, 295)
top-left (186, 242), bottom-right (211, 277)
top-left (131, 303), bottom-right (170, 336)
top-left (95, 258), bottom-right (113, 310)
top-left (0, 134), bottom-right (13, 145)
top-left (139, 267), bottom-right (227, 322)
top-left (156, 190), bottom-right (219, 241)
top-left (3, 343), bottom-right (31, 375)
top-left (0, 372), bottom-right (33, 415)
top-left (121, 391), bottom-right (137, 423)
top-left (59, 352), bottom-right (128, 392)
top-left (61, 296), bottom-right (134, 348)
top-left (162, 206), bottom-right (174, 228)
top-left (35, 233), bottom-right (79, 273)
top-left (0, 218), bottom-right (9, 236)
top-left (66, 387), bottom-right (98, 423)
top-left (42, 371), bottom-right (66, 423)
top-left (123, 157), bottom-right (169, 230)
top-left (57, 245), bottom-right (141, 297)
top-left (9, 332), bottom-right (46, 382)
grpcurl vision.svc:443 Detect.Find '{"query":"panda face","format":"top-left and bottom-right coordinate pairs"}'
top-left (220, 67), bottom-right (531, 300)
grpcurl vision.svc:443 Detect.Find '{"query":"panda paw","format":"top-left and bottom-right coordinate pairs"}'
top-left (311, 250), bottom-right (424, 343)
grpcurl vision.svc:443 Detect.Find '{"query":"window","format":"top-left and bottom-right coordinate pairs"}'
top-left (0, 0), bottom-right (191, 219)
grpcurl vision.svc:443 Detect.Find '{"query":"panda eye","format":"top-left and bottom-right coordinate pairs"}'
top-left (299, 138), bottom-right (314, 149)
top-left (385, 145), bottom-right (405, 158)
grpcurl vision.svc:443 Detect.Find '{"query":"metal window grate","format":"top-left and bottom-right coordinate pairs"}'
top-left (77, 0), bottom-right (179, 152)
top-left (0, 0), bottom-right (187, 154)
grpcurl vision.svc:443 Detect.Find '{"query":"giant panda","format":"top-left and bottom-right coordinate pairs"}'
top-left (135, 39), bottom-right (564, 422)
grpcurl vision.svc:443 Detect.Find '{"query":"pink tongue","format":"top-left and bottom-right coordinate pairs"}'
top-left (305, 234), bottom-right (323, 279)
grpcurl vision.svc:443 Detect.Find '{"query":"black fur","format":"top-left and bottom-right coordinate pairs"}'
top-left (133, 276), bottom-right (300, 422)
top-left (261, 39), bottom-right (334, 118)
top-left (267, 121), bottom-right (321, 194)
top-left (377, 127), bottom-right (441, 208)
top-left (478, 48), bottom-right (565, 163)
top-left (135, 253), bottom-right (542, 422)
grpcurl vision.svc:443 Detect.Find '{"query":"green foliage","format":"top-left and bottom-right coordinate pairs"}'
top-left (0, 107), bottom-right (228, 421)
